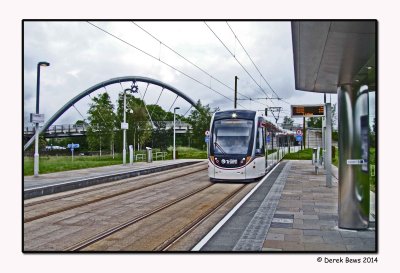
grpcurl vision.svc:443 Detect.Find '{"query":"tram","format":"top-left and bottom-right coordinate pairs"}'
top-left (208, 110), bottom-right (267, 181)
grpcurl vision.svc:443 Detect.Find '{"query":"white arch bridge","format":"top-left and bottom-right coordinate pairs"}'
top-left (24, 76), bottom-right (201, 151)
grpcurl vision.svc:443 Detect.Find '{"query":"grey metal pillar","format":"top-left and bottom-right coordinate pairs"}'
top-left (322, 117), bottom-right (326, 168)
top-left (323, 94), bottom-right (326, 168)
top-left (325, 103), bottom-right (332, 187)
top-left (123, 90), bottom-right (127, 165)
top-left (338, 84), bottom-right (370, 229)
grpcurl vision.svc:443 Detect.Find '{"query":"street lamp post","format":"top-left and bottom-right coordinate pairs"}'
top-left (33, 61), bottom-right (50, 177)
top-left (173, 107), bottom-right (180, 160)
top-left (123, 89), bottom-right (127, 165)
top-left (122, 83), bottom-right (138, 165)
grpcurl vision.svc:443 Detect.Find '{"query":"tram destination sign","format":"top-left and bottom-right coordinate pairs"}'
top-left (291, 104), bottom-right (325, 118)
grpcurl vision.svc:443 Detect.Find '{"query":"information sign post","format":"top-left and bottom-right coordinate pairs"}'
top-left (205, 130), bottom-right (210, 157)
top-left (67, 143), bottom-right (80, 161)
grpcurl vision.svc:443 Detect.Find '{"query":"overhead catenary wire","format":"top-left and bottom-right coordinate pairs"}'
top-left (131, 22), bottom-right (268, 108)
top-left (87, 21), bottom-right (248, 110)
top-left (226, 21), bottom-right (287, 104)
top-left (204, 21), bottom-right (274, 102)
top-left (223, 21), bottom-right (292, 114)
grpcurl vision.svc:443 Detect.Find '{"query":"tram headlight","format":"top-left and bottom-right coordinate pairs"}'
top-left (232, 113), bottom-right (237, 118)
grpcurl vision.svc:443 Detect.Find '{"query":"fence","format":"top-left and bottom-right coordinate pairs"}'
top-left (306, 128), bottom-right (323, 148)
top-left (135, 151), bottom-right (168, 162)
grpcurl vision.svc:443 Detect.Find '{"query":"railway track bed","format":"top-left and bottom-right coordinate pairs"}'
top-left (24, 163), bottom-right (257, 252)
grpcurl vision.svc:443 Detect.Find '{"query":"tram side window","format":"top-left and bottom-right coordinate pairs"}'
top-left (256, 127), bottom-right (265, 155)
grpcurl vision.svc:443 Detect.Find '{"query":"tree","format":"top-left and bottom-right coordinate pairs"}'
top-left (75, 120), bottom-right (86, 126)
top-left (307, 117), bottom-right (322, 128)
top-left (187, 100), bottom-right (217, 150)
top-left (86, 93), bottom-right (116, 153)
top-left (308, 103), bottom-right (337, 129)
top-left (372, 117), bottom-right (376, 134)
top-left (282, 116), bottom-right (294, 130)
top-left (331, 103), bottom-right (337, 128)
top-left (115, 92), bottom-right (152, 151)
top-left (370, 117), bottom-right (376, 148)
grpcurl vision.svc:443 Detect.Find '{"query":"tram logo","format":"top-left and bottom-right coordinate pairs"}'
top-left (221, 159), bottom-right (238, 165)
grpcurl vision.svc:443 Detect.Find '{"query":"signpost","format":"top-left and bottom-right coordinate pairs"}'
top-left (295, 129), bottom-right (303, 143)
top-left (205, 131), bottom-right (210, 156)
top-left (67, 143), bottom-right (80, 161)
top-left (30, 113), bottom-right (45, 123)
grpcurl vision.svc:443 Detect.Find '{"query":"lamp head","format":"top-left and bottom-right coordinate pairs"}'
top-left (38, 61), bottom-right (50, 67)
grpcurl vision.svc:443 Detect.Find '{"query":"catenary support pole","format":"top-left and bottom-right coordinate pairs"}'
top-left (234, 76), bottom-right (238, 109)
top-left (325, 103), bottom-right (332, 187)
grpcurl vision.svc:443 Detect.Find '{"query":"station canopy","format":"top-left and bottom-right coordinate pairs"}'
top-left (291, 21), bottom-right (376, 93)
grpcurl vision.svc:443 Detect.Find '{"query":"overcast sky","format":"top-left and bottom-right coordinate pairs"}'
top-left (23, 21), bottom-right (351, 128)
top-left (8, 0), bottom-right (399, 270)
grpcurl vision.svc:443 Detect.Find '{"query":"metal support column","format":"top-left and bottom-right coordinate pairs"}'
top-left (234, 76), bottom-right (238, 109)
top-left (322, 93), bottom-right (326, 168)
top-left (338, 84), bottom-right (370, 229)
top-left (325, 103), bottom-right (332, 187)
top-left (123, 90), bottom-right (127, 165)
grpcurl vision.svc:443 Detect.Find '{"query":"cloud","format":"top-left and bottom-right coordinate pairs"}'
top-left (23, 21), bottom-right (327, 127)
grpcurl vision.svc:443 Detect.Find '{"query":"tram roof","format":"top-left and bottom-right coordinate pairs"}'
top-left (291, 21), bottom-right (376, 93)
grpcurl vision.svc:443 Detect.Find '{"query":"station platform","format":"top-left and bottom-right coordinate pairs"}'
top-left (196, 160), bottom-right (376, 252)
top-left (24, 159), bottom-right (203, 199)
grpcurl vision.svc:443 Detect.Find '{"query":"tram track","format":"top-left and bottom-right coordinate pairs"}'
top-left (157, 184), bottom-right (247, 251)
top-left (66, 183), bottom-right (215, 251)
top-left (24, 166), bottom-right (214, 251)
top-left (76, 183), bottom-right (249, 251)
top-left (24, 162), bottom-right (207, 223)
top-left (24, 164), bottom-right (256, 252)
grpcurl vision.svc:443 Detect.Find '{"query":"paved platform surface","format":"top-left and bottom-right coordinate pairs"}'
top-left (24, 159), bottom-right (203, 199)
top-left (198, 160), bottom-right (376, 252)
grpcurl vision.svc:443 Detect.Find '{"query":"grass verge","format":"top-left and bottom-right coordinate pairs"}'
top-left (283, 148), bottom-right (313, 160)
top-left (24, 146), bottom-right (207, 176)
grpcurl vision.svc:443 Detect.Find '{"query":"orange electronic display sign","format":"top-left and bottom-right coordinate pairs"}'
top-left (291, 104), bottom-right (325, 117)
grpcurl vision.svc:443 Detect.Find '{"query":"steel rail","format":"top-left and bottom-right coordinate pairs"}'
top-left (24, 164), bottom-right (207, 223)
top-left (158, 183), bottom-right (248, 251)
top-left (65, 183), bottom-right (214, 251)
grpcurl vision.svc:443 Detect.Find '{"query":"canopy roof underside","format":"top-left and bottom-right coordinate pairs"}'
top-left (291, 21), bottom-right (376, 93)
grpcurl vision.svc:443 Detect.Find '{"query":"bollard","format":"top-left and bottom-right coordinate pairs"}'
top-left (146, 147), bottom-right (152, 163)
top-left (129, 145), bottom-right (133, 165)
top-left (312, 148), bottom-right (317, 165)
top-left (312, 148), bottom-right (319, 174)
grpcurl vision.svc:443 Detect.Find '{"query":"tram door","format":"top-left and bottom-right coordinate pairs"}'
top-left (254, 120), bottom-right (266, 176)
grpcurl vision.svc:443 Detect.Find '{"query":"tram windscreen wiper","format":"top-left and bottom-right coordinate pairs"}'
top-left (214, 141), bottom-right (226, 154)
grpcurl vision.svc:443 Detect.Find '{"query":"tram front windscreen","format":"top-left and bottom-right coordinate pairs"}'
top-left (212, 119), bottom-right (253, 155)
